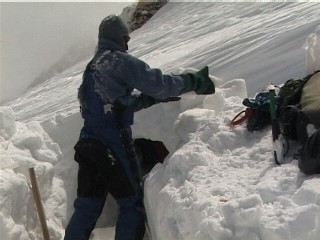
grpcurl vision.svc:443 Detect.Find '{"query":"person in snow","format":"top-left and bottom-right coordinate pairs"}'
top-left (64, 15), bottom-right (215, 240)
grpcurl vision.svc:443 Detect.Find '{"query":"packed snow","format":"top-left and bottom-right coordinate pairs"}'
top-left (1, 2), bottom-right (320, 240)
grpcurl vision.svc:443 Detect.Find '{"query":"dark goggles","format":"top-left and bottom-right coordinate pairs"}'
top-left (123, 36), bottom-right (131, 43)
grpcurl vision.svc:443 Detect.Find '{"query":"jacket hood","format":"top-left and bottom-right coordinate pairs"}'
top-left (97, 38), bottom-right (127, 53)
top-left (98, 15), bottom-right (129, 51)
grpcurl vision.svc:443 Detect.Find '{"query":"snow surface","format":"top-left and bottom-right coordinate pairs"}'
top-left (1, 2), bottom-right (320, 240)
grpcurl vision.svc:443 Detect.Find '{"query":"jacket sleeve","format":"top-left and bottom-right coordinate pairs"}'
top-left (132, 94), bottom-right (145, 112)
top-left (118, 53), bottom-right (186, 99)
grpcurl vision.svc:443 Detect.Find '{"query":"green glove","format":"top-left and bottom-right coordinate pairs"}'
top-left (180, 66), bottom-right (215, 95)
top-left (140, 93), bottom-right (181, 108)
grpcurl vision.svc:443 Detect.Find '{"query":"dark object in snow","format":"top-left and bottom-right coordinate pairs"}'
top-left (279, 70), bottom-right (320, 143)
top-left (241, 91), bottom-right (275, 132)
top-left (134, 138), bottom-right (169, 176)
top-left (298, 129), bottom-right (320, 175)
top-left (269, 86), bottom-right (282, 165)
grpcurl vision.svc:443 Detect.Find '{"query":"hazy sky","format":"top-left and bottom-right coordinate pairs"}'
top-left (0, 1), bottom-right (135, 103)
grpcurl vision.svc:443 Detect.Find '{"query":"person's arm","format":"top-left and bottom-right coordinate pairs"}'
top-left (119, 53), bottom-right (215, 98)
top-left (120, 53), bottom-right (185, 99)
top-left (132, 93), bottom-right (181, 112)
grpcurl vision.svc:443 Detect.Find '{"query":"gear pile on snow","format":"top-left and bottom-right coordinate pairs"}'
top-left (231, 26), bottom-right (320, 173)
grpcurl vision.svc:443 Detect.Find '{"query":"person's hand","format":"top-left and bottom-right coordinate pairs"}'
top-left (159, 96), bottom-right (181, 103)
top-left (180, 66), bottom-right (215, 94)
top-left (140, 94), bottom-right (181, 108)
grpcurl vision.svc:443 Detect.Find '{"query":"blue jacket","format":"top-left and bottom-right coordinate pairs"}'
top-left (78, 39), bottom-right (185, 147)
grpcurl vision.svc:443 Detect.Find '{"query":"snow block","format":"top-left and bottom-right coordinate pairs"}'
top-left (222, 194), bottom-right (264, 239)
top-left (0, 107), bottom-right (17, 140)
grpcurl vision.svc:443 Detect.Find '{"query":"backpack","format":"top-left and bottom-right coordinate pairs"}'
top-left (242, 92), bottom-right (275, 131)
top-left (230, 91), bottom-right (279, 132)
top-left (298, 129), bottom-right (320, 174)
top-left (278, 71), bottom-right (320, 174)
top-left (278, 70), bottom-right (320, 143)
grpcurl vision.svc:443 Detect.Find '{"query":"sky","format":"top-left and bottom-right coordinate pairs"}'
top-left (1, 1), bottom-right (320, 240)
top-left (0, 1), bottom-right (136, 103)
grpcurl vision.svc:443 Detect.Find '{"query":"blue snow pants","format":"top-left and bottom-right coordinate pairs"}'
top-left (64, 138), bottom-right (145, 240)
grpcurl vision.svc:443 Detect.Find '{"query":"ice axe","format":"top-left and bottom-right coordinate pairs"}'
top-left (29, 168), bottom-right (51, 240)
top-left (268, 85), bottom-right (283, 165)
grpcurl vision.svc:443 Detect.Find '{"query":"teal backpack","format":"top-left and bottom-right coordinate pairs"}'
top-left (230, 91), bottom-right (278, 132)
